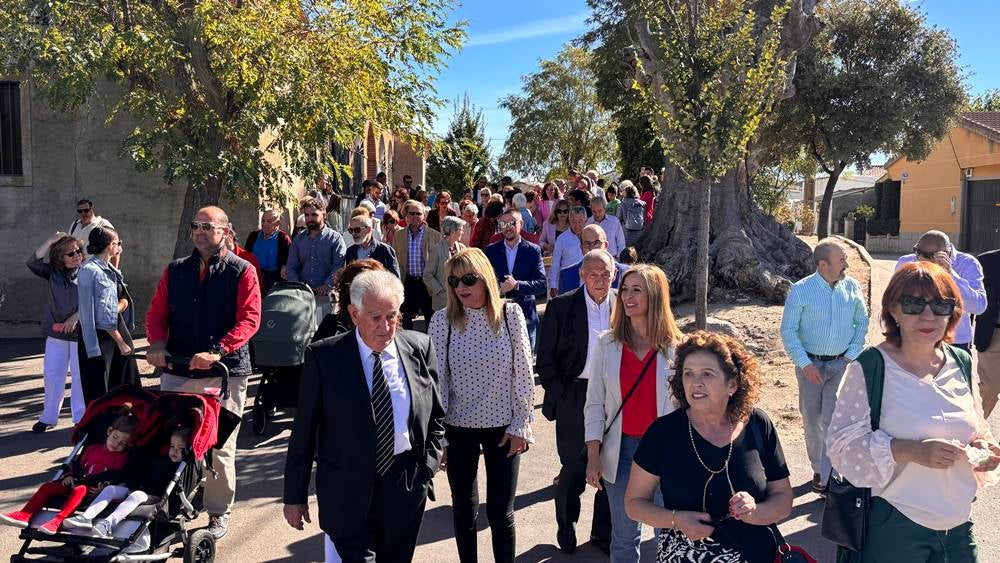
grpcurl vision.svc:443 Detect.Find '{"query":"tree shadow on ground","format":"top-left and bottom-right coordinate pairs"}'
top-left (263, 532), bottom-right (325, 562)
top-left (418, 486), bottom-right (556, 546)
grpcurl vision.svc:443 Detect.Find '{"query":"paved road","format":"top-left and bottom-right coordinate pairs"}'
top-left (3, 255), bottom-right (998, 562)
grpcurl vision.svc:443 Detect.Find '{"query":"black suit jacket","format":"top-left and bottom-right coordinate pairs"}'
top-left (975, 249), bottom-right (1000, 352)
top-left (345, 241), bottom-right (401, 278)
top-left (536, 287), bottom-right (590, 421)
top-left (282, 329), bottom-right (446, 538)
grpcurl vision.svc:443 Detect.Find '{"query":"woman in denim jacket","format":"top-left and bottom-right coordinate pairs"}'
top-left (77, 226), bottom-right (134, 403)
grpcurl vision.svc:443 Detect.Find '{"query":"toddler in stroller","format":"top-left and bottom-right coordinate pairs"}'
top-left (62, 424), bottom-right (193, 539)
top-left (0, 405), bottom-right (140, 535)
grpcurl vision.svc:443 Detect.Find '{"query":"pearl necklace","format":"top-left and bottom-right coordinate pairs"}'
top-left (688, 415), bottom-right (736, 514)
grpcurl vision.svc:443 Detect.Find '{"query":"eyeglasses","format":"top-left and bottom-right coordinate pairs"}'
top-left (498, 220), bottom-right (517, 229)
top-left (190, 221), bottom-right (224, 232)
top-left (64, 249), bottom-right (83, 258)
top-left (347, 227), bottom-right (368, 235)
top-left (447, 273), bottom-right (481, 288)
top-left (76, 208), bottom-right (93, 214)
top-left (581, 238), bottom-right (604, 249)
top-left (899, 295), bottom-right (957, 316)
top-left (555, 209), bottom-right (569, 215)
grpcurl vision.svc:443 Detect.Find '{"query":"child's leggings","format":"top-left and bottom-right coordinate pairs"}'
top-left (20, 481), bottom-right (88, 526)
top-left (80, 486), bottom-right (149, 529)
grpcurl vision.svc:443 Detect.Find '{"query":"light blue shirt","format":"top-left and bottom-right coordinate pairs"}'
top-left (895, 250), bottom-right (987, 345)
top-left (286, 227), bottom-right (346, 289)
top-left (77, 256), bottom-right (121, 358)
top-left (780, 272), bottom-right (869, 368)
top-left (355, 330), bottom-right (412, 455)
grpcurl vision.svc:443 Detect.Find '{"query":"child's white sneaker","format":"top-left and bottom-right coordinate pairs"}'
top-left (62, 515), bottom-right (93, 530)
top-left (92, 519), bottom-right (113, 539)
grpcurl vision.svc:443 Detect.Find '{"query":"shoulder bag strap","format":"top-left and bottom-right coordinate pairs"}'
top-left (603, 348), bottom-right (659, 436)
top-left (446, 322), bottom-right (452, 382)
top-left (503, 302), bottom-right (515, 369)
top-left (856, 347), bottom-right (885, 430)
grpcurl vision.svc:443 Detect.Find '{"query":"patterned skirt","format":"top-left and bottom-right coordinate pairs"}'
top-left (656, 528), bottom-right (747, 563)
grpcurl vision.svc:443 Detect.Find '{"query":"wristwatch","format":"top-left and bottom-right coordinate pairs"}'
top-left (209, 343), bottom-right (226, 357)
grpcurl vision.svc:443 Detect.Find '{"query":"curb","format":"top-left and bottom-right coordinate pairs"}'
top-left (832, 235), bottom-right (874, 311)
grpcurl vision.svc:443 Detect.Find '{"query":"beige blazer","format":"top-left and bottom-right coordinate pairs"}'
top-left (393, 225), bottom-right (443, 278)
top-left (584, 332), bottom-right (676, 484)
top-left (424, 240), bottom-right (466, 310)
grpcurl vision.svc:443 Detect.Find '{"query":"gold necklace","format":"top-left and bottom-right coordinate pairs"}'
top-left (688, 415), bottom-right (736, 514)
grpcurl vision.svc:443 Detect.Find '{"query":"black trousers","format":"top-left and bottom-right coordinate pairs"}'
top-left (77, 330), bottom-right (117, 405)
top-left (329, 453), bottom-right (429, 563)
top-left (401, 275), bottom-right (433, 332)
top-left (260, 269), bottom-right (281, 295)
top-left (445, 425), bottom-right (520, 563)
top-left (555, 379), bottom-right (612, 542)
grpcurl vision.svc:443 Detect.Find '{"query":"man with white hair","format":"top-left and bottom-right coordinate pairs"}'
top-left (557, 224), bottom-right (629, 294)
top-left (587, 197), bottom-right (625, 257)
top-left (284, 270), bottom-right (445, 562)
top-left (345, 214), bottom-right (400, 276)
top-left (392, 199), bottom-right (442, 331)
top-left (895, 230), bottom-right (987, 350)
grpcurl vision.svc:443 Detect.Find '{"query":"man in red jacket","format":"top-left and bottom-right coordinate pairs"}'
top-left (146, 205), bottom-right (261, 541)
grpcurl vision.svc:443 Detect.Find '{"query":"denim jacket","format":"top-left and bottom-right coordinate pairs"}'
top-left (78, 256), bottom-right (124, 358)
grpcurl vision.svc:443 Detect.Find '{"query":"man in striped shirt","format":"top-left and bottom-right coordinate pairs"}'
top-left (781, 239), bottom-right (869, 493)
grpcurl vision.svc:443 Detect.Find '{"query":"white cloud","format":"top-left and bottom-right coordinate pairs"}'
top-left (466, 11), bottom-right (590, 47)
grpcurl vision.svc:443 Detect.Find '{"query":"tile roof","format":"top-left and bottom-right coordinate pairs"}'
top-left (960, 112), bottom-right (1000, 142)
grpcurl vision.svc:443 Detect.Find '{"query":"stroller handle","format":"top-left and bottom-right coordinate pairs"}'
top-left (136, 354), bottom-right (231, 400)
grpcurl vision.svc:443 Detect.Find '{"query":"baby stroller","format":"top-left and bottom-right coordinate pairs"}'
top-left (12, 363), bottom-right (239, 563)
top-left (249, 281), bottom-right (316, 435)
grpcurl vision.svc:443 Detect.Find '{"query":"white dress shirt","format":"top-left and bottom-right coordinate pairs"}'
top-left (355, 330), bottom-right (412, 455)
top-left (579, 287), bottom-right (612, 380)
top-left (504, 240), bottom-right (519, 276)
top-left (587, 214), bottom-right (626, 257)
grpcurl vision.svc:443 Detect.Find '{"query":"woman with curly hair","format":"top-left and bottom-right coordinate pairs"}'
top-left (583, 263), bottom-right (681, 562)
top-left (625, 331), bottom-right (793, 563)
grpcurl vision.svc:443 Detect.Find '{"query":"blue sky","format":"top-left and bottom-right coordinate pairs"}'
top-left (430, 0), bottom-right (1000, 159)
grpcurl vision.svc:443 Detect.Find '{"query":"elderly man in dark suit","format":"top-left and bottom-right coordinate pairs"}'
top-left (484, 209), bottom-right (547, 347)
top-left (344, 215), bottom-right (400, 277)
top-left (282, 269), bottom-right (445, 562)
top-left (537, 250), bottom-right (616, 554)
top-left (975, 248), bottom-right (1000, 417)
top-left (557, 224), bottom-right (629, 294)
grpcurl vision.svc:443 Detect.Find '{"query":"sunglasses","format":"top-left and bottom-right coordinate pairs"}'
top-left (498, 220), bottom-right (517, 229)
top-left (555, 209), bottom-right (569, 215)
top-left (347, 227), bottom-right (368, 235)
top-left (190, 221), bottom-right (224, 232)
top-left (64, 249), bottom-right (83, 258)
top-left (899, 295), bottom-right (957, 316)
top-left (76, 208), bottom-right (93, 214)
top-left (447, 273), bottom-right (481, 288)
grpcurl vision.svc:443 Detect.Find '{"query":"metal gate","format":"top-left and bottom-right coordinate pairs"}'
top-left (965, 179), bottom-right (1000, 254)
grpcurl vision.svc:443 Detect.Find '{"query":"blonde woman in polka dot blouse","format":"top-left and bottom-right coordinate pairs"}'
top-left (428, 247), bottom-right (534, 563)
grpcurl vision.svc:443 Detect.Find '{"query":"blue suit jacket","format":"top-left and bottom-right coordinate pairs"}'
top-left (484, 239), bottom-right (547, 328)
top-left (557, 260), bottom-right (630, 295)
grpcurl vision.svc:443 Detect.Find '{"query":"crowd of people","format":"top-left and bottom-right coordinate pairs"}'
top-left (5, 165), bottom-right (1000, 563)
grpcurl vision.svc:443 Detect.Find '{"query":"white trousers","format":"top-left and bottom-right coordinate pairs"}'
top-left (40, 336), bottom-right (85, 425)
top-left (81, 485), bottom-right (149, 528)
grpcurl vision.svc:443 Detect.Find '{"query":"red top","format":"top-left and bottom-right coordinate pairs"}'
top-left (640, 192), bottom-right (656, 226)
top-left (620, 346), bottom-right (658, 437)
top-left (145, 250), bottom-right (262, 356)
top-left (235, 245), bottom-right (262, 282)
top-left (78, 444), bottom-right (128, 477)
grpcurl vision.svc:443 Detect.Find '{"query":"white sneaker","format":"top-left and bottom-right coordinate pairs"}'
top-left (62, 515), bottom-right (93, 530)
top-left (92, 520), bottom-right (113, 539)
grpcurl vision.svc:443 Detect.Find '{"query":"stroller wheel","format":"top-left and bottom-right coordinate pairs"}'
top-left (252, 400), bottom-right (267, 436)
top-left (184, 529), bottom-right (216, 563)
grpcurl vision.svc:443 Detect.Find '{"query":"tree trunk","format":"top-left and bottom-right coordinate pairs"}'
top-left (171, 177), bottom-right (224, 259)
top-left (636, 162), bottom-right (814, 304)
top-left (816, 163), bottom-right (844, 239)
top-left (694, 177), bottom-right (711, 329)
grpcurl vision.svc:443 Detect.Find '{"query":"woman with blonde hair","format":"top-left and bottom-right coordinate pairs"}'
top-left (584, 263), bottom-right (681, 563)
top-left (428, 248), bottom-right (534, 563)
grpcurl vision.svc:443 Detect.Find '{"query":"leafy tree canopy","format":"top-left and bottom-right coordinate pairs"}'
top-left (967, 88), bottom-right (1000, 112)
top-left (499, 45), bottom-right (618, 178)
top-left (426, 95), bottom-right (493, 197)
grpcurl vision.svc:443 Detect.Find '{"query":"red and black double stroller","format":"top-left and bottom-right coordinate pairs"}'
top-left (11, 363), bottom-right (239, 563)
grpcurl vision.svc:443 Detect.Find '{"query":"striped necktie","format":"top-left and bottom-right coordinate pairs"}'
top-left (370, 351), bottom-right (395, 476)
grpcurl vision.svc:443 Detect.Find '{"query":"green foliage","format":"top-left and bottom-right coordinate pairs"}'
top-left (630, 0), bottom-right (793, 182)
top-left (426, 95), bottom-right (492, 196)
top-left (967, 88), bottom-right (1000, 112)
top-left (751, 149), bottom-right (815, 217)
top-left (776, 0), bottom-right (965, 176)
top-left (853, 204), bottom-right (875, 219)
top-left (498, 45), bottom-right (618, 178)
top-left (0, 0), bottom-right (465, 204)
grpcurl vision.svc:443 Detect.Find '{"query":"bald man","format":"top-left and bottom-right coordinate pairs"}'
top-left (895, 230), bottom-right (987, 350)
top-left (146, 205), bottom-right (262, 541)
top-left (557, 224), bottom-right (629, 294)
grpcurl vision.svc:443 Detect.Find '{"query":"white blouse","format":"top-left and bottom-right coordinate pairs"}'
top-left (428, 303), bottom-right (534, 439)
top-left (826, 347), bottom-right (998, 530)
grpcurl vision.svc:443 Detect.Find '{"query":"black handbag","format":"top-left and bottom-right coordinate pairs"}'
top-left (820, 348), bottom-right (885, 552)
top-left (578, 348), bottom-right (658, 464)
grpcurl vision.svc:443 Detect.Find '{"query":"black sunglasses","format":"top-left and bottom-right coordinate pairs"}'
top-left (76, 208), bottom-right (93, 214)
top-left (555, 209), bottom-right (568, 214)
top-left (899, 295), bottom-right (957, 316)
top-left (447, 273), bottom-right (481, 288)
top-left (347, 227), bottom-right (367, 235)
top-left (64, 249), bottom-right (83, 258)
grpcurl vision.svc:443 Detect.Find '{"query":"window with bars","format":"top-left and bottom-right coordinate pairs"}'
top-left (0, 81), bottom-right (24, 176)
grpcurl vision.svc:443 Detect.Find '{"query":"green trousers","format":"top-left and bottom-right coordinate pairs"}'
top-left (839, 497), bottom-right (978, 563)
